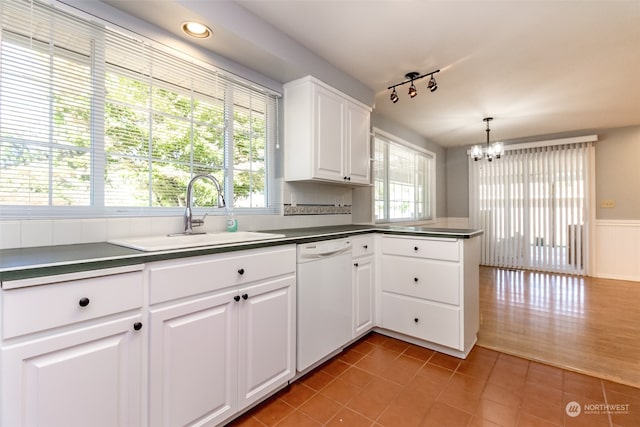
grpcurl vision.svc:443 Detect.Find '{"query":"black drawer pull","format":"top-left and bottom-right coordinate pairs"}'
top-left (242, 294), bottom-right (249, 300)
top-left (414, 318), bottom-right (419, 323)
top-left (234, 295), bottom-right (241, 302)
top-left (133, 322), bottom-right (143, 331)
top-left (414, 277), bottom-right (419, 282)
top-left (414, 246), bottom-right (419, 251)
top-left (78, 297), bottom-right (90, 307)
top-left (354, 262), bottom-right (359, 267)
top-left (237, 268), bottom-right (245, 275)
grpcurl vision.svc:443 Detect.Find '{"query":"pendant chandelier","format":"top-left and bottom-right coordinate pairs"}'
top-left (471, 117), bottom-right (503, 161)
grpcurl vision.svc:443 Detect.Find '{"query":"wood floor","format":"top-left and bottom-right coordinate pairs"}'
top-left (477, 266), bottom-right (640, 388)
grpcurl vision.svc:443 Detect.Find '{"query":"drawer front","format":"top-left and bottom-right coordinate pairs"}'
top-left (382, 236), bottom-right (459, 261)
top-left (2, 272), bottom-right (143, 339)
top-left (381, 293), bottom-right (461, 350)
top-left (149, 245), bottom-right (296, 304)
top-left (351, 235), bottom-right (375, 258)
top-left (382, 256), bottom-right (460, 305)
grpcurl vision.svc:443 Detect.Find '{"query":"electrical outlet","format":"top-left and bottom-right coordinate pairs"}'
top-left (600, 200), bottom-right (615, 208)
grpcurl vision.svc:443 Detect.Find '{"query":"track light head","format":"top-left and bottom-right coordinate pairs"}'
top-left (408, 82), bottom-right (417, 98)
top-left (390, 88), bottom-right (399, 103)
top-left (428, 75), bottom-right (437, 92)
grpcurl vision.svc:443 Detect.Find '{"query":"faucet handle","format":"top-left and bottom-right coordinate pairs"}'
top-left (192, 213), bottom-right (208, 227)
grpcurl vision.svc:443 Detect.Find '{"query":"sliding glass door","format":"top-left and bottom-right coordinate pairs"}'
top-left (469, 142), bottom-right (594, 275)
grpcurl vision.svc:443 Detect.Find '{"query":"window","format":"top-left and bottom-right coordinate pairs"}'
top-left (0, 0), bottom-right (279, 217)
top-left (374, 129), bottom-right (435, 222)
top-left (469, 140), bottom-right (595, 275)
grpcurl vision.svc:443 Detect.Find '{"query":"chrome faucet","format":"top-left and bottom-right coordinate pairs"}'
top-left (183, 174), bottom-right (226, 234)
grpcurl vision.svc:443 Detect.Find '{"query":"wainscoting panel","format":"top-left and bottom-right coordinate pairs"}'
top-left (594, 220), bottom-right (640, 282)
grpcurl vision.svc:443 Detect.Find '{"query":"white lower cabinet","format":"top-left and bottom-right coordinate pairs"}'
top-left (380, 235), bottom-right (480, 357)
top-left (147, 245), bottom-right (296, 427)
top-left (351, 236), bottom-right (375, 338)
top-left (0, 268), bottom-right (144, 427)
top-left (149, 289), bottom-right (237, 427)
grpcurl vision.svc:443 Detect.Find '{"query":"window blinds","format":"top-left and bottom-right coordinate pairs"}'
top-left (469, 141), bottom-right (594, 275)
top-left (0, 0), bottom-right (279, 216)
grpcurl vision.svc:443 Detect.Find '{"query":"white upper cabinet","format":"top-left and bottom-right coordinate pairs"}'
top-left (284, 76), bottom-right (372, 185)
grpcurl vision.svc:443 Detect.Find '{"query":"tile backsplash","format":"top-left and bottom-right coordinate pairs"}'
top-left (0, 213), bottom-right (355, 249)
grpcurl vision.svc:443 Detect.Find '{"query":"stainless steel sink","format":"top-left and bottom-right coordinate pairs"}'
top-left (108, 231), bottom-right (286, 252)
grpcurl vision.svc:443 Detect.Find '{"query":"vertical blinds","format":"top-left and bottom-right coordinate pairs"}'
top-left (0, 0), bottom-right (279, 216)
top-left (469, 141), bottom-right (594, 275)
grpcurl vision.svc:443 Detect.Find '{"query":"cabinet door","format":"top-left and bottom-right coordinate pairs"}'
top-left (345, 101), bottom-right (371, 185)
top-left (313, 85), bottom-right (345, 182)
top-left (1, 314), bottom-right (143, 427)
top-left (149, 290), bottom-right (238, 427)
top-left (237, 276), bottom-right (295, 409)
top-left (353, 256), bottom-right (374, 337)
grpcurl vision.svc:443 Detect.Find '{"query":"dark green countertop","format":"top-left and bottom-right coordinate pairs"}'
top-left (0, 224), bottom-right (482, 282)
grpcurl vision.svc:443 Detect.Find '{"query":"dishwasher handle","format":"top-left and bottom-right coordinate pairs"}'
top-left (297, 239), bottom-right (352, 259)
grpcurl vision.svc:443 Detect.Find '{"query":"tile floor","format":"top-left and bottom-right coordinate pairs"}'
top-left (227, 333), bottom-right (640, 427)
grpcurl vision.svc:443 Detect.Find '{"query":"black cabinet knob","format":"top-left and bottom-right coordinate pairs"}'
top-left (347, 176), bottom-right (351, 181)
top-left (242, 294), bottom-right (249, 300)
top-left (363, 244), bottom-right (368, 249)
top-left (414, 318), bottom-right (419, 323)
top-left (234, 295), bottom-right (241, 302)
top-left (414, 277), bottom-right (419, 282)
top-left (354, 262), bottom-right (359, 267)
top-left (133, 322), bottom-right (143, 331)
top-left (343, 176), bottom-right (348, 180)
top-left (414, 246), bottom-right (419, 251)
top-left (237, 268), bottom-right (245, 275)
top-left (78, 297), bottom-right (90, 307)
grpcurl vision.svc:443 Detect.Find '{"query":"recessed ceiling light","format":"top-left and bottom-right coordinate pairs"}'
top-left (181, 21), bottom-right (212, 39)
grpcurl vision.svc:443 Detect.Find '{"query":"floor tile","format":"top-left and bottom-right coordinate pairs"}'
top-left (421, 401), bottom-right (472, 427)
top-left (346, 377), bottom-right (402, 420)
top-left (319, 377), bottom-right (362, 405)
top-left (474, 398), bottom-right (519, 426)
top-left (251, 398), bottom-right (294, 427)
top-left (277, 382), bottom-right (317, 408)
top-left (325, 407), bottom-right (374, 427)
top-left (428, 352), bottom-right (461, 371)
top-left (339, 366), bottom-right (376, 388)
top-left (301, 370), bottom-right (335, 391)
top-left (276, 409), bottom-right (321, 427)
top-left (298, 393), bottom-right (342, 424)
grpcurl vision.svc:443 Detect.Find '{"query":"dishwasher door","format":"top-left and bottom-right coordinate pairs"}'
top-left (296, 239), bottom-right (352, 371)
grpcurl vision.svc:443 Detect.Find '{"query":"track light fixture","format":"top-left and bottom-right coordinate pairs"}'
top-left (387, 69), bottom-right (440, 103)
top-left (470, 117), bottom-right (504, 162)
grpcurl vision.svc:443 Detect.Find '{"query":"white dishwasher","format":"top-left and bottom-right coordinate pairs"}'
top-left (296, 238), bottom-right (353, 371)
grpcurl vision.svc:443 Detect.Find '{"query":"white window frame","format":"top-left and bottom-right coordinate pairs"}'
top-left (0, 0), bottom-right (280, 218)
top-left (373, 128), bottom-right (436, 223)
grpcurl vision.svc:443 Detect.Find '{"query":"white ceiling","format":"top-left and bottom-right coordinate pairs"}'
top-left (98, 0), bottom-right (640, 148)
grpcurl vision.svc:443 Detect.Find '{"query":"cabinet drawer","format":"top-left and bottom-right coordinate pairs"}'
top-left (382, 236), bottom-right (459, 261)
top-left (2, 271), bottom-right (143, 339)
top-left (382, 256), bottom-right (459, 305)
top-left (381, 293), bottom-right (460, 350)
top-left (351, 235), bottom-right (375, 258)
top-left (149, 245), bottom-right (296, 304)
